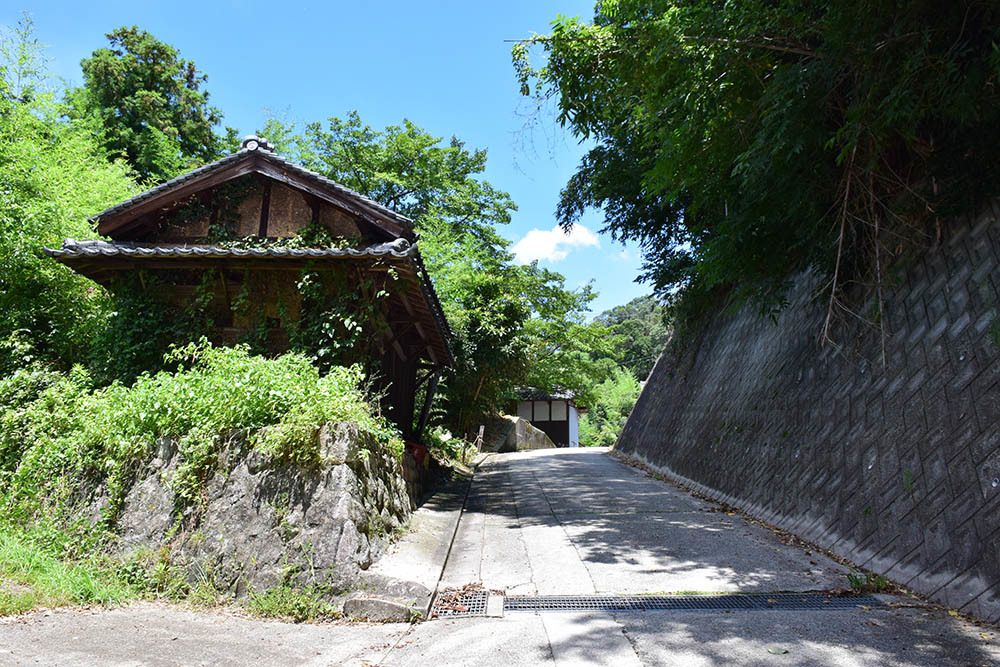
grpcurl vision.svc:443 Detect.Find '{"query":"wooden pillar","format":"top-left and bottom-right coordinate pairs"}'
top-left (414, 370), bottom-right (440, 442)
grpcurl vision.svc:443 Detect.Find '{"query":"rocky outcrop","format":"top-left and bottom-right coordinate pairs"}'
top-left (113, 422), bottom-right (412, 596)
top-left (482, 415), bottom-right (555, 453)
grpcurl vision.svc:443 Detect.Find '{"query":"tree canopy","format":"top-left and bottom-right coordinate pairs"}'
top-left (593, 294), bottom-right (670, 381)
top-left (254, 113), bottom-right (613, 434)
top-left (66, 26), bottom-right (223, 183)
top-left (0, 17), bottom-right (138, 375)
top-left (579, 365), bottom-right (640, 447)
top-left (515, 1), bottom-right (1000, 334)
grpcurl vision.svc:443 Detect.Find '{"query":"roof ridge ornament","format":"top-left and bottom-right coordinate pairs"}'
top-left (241, 135), bottom-right (274, 152)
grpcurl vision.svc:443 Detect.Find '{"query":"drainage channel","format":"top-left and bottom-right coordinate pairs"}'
top-left (431, 592), bottom-right (883, 618)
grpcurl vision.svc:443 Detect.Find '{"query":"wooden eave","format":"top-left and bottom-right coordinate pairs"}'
top-left (49, 249), bottom-right (453, 367)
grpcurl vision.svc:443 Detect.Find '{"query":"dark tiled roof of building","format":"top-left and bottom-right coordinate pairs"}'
top-left (44, 237), bottom-right (415, 260)
top-left (517, 388), bottom-right (577, 402)
top-left (89, 136), bottom-right (414, 231)
top-left (45, 237), bottom-right (454, 364)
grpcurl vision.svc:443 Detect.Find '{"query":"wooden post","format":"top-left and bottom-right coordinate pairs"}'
top-left (414, 370), bottom-right (439, 442)
top-left (476, 425), bottom-right (485, 456)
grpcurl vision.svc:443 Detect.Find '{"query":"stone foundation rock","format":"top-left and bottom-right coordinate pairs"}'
top-left (113, 422), bottom-right (413, 597)
top-left (482, 415), bottom-right (555, 453)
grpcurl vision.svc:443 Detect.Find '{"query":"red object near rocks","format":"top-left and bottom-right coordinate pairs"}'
top-left (406, 441), bottom-right (429, 467)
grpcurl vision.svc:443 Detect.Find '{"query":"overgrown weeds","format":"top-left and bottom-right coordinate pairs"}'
top-left (0, 342), bottom-right (401, 617)
top-left (246, 584), bottom-right (342, 622)
top-left (848, 570), bottom-right (891, 594)
top-left (0, 341), bottom-right (402, 529)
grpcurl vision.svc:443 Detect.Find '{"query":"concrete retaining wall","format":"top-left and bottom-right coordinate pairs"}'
top-left (616, 204), bottom-right (1000, 622)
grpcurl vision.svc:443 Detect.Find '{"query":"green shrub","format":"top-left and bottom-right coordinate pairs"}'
top-left (0, 342), bottom-right (403, 534)
top-left (579, 367), bottom-right (641, 447)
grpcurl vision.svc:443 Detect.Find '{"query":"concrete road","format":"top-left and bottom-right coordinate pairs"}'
top-left (441, 448), bottom-right (851, 595)
top-left (2, 449), bottom-right (998, 666)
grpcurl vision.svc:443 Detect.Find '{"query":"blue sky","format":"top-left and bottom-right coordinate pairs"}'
top-left (2, 1), bottom-right (649, 315)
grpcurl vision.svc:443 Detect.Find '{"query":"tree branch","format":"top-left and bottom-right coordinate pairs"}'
top-left (682, 36), bottom-right (818, 58)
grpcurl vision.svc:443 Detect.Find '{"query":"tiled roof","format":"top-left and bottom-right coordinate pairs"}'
top-left (89, 137), bottom-right (414, 230)
top-left (44, 237), bottom-right (455, 364)
top-left (44, 237), bottom-right (415, 260)
top-left (517, 388), bottom-right (577, 402)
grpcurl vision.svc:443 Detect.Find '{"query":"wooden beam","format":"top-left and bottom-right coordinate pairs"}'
top-left (415, 370), bottom-right (440, 442)
top-left (253, 159), bottom-right (410, 240)
top-left (305, 191), bottom-right (321, 226)
top-left (97, 159), bottom-right (258, 235)
top-left (218, 270), bottom-right (231, 311)
top-left (257, 178), bottom-right (272, 237)
top-left (397, 289), bottom-right (438, 364)
top-left (384, 321), bottom-right (416, 345)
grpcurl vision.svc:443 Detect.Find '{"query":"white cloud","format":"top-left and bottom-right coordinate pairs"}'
top-left (512, 224), bottom-right (600, 264)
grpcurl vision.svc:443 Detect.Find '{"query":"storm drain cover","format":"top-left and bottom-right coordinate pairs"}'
top-left (431, 589), bottom-right (489, 618)
top-left (503, 593), bottom-right (883, 613)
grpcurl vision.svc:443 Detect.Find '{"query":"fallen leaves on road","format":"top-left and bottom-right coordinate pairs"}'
top-left (430, 583), bottom-right (490, 618)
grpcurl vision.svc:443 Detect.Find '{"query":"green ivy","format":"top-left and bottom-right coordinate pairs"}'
top-left (291, 265), bottom-right (394, 374)
top-left (90, 271), bottom-right (215, 385)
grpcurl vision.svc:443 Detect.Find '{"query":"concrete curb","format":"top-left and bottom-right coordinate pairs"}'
top-left (424, 453), bottom-right (490, 615)
top-left (345, 454), bottom-right (489, 621)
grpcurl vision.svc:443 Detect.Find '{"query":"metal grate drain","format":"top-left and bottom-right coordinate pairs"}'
top-left (431, 590), bottom-right (489, 618)
top-left (503, 593), bottom-right (883, 613)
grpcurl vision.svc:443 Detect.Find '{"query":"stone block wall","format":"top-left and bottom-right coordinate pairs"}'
top-left (616, 204), bottom-right (1000, 622)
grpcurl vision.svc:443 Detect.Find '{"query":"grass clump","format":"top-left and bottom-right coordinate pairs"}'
top-left (847, 570), bottom-right (890, 593)
top-left (0, 530), bottom-right (130, 613)
top-left (246, 584), bottom-right (342, 622)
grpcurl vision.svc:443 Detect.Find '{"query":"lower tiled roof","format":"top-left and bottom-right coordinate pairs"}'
top-left (44, 237), bottom-right (415, 260)
top-left (44, 237), bottom-right (454, 365)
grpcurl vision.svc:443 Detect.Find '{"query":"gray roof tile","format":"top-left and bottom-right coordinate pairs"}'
top-left (44, 237), bottom-right (415, 260)
top-left (89, 145), bottom-right (414, 229)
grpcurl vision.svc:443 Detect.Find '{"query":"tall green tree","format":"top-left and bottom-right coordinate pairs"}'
top-left (259, 113), bottom-right (611, 433)
top-left (594, 294), bottom-right (670, 381)
top-left (516, 1), bottom-right (1000, 333)
top-left (578, 365), bottom-right (640, 447)
top-left (0, 17), bottom-right (138, 373)
top-left (66, 26), bottom-right (223, 183)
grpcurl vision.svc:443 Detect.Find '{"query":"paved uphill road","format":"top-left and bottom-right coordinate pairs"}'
top-left (1, 448), bottom-right (998, 666)
top-left (440, 448), bottom-right (850, 596)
